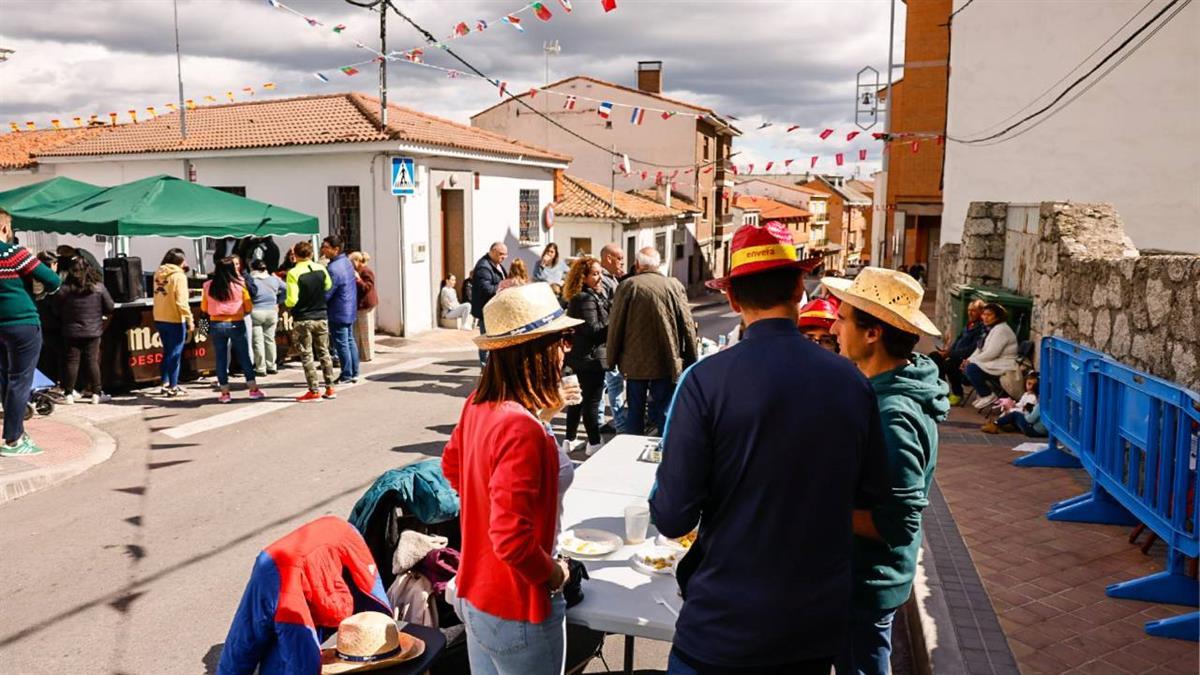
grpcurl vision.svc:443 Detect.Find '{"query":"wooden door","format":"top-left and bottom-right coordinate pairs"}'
top-left (441, 189), bottom-right (466, 295)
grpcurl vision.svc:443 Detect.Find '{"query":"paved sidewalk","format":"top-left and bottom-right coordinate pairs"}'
top-left (0, 412), bottom-right (116, 504)
top-left (934, 405), bottom-right (1198, 674)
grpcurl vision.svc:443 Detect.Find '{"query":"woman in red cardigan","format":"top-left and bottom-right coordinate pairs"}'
top-left (442, 282), bottom-right (583, 675)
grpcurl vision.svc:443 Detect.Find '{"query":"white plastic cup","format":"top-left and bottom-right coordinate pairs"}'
top-left (561, 374), bottom-right (582, 406)
top-left (624, 503), bottom-right (651, 544)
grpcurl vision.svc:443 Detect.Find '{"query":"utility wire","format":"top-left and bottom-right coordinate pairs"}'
top-left (950, 0), bottom-right (1186, 144)
top-left (381, 0), bottom-right (736, 171)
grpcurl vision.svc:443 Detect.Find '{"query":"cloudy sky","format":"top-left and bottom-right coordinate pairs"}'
top-left (0, 0), bottom-right (905, 175)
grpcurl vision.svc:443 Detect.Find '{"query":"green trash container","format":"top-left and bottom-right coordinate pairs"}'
top-left (972, 287), bottom-right (1033, 343)
top-left (948, 284), bottom-right (972, 339)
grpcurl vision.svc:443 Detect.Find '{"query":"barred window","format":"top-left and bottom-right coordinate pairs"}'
top-left (519, 189), bottom-right (540, 245)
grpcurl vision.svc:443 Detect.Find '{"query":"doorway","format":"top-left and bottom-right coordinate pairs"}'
top-left (441, 189), bottom-right (466, 297)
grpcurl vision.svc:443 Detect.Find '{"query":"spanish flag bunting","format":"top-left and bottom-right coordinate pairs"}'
top-left (340, 66), bottom-right (360, 76)
top-left (165, 103), bottom-right (177, 111)
top-left (501, 15), bottom-right (524, 31)
top-left (532, 2), bottom-right (553, 21)
top-left (859, 149), bottom-right (868, 161)
top-left (819, 128), bottom-right (833, 140)
top-left (108, 113), bottom-right (118, 126)
top-left (846, 131), bottom-right (860, 141)
top-left (263, 83), bottom-right (276, 90)
top-left (810, 156), bottom-right (818, 168)
top-left (835, 153), bottom-right (844, 166)
top-left (51, 119), bottom-right (62, 130)
top-left (73, 117), bottom-right (83, 127)
top-left (25, 121), bottom-right (35, 130)
top-left (129, 110), bottom-right (139, 123)
top-left (10, 122), bottom-right (19, 132)
top-left (601, 0), bottom-right (617, 12)
top-left (89, 114), bottom-right (99, 124)
top-left (226, 91), bottom-right (235, 101)
top-left (558, 0), bottom-right (574, 12)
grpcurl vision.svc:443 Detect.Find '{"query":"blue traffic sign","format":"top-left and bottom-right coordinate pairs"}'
top-left (391, 157), bottom-right (416, 196)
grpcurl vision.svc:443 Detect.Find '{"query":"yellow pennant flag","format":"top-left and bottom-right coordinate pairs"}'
top-left (204, 95), bottom-right (216, 102)
top-left (242, 87), bottom-right (254, 96)
top-left (146, 106), bottom-right (157, 118)
top-left (262, 82), bottom-right (276, 90)
top-left (186, 99), bottom-right (196, 110)
top-left (10, 122), bottom-right (20, 132)
top-left (89, 114), bottom-right (99, 125)
top-left (73, 117), bottom-right (83, 127)
top-left (51, 119), bottom-right (62, 130)
top-left (128, 110), bottom-right (138, 123)
top-left (165, 103), bottom-right (178, 112)
top-left (225, 91), bottom-right (234, 102)
top-left (25, 121), bottom-right (35, 131)
top-left (108, 112), bottom-right (118, 126)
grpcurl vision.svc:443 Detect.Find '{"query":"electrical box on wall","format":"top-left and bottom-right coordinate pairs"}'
top-left (411, 242), bottom-right (427, 263)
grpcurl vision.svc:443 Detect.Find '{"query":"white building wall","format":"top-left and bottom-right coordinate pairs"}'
top-left (943, 0), bottom-right (1200, 253)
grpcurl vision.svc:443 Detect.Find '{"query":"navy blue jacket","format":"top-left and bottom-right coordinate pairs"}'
top-left (469, 254), bottom-right (506, 320)
top-left (324, 254), bottom-right (358, 325)
top-left (949, 319), bottom-right (985, 360)
top-left (649, 318), bottom-right (888, 668)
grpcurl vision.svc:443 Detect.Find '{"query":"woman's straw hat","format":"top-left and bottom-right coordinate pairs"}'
top-left (474, 282), bottom-right (583, 351)
top-left (821, 267), bottom-right (940, 337)
top-left (320, 612), bottom-right (424, 673)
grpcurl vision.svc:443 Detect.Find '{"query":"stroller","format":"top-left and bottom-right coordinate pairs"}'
top-left (349, 461), bottom-right (606, 675)
top-left (0, 368), bottom-right (56, 421)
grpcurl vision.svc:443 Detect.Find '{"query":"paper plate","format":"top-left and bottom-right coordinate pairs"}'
top-left (631, 545), bottom-right (679, 575)
top-left (559, 528), bottom-right (622, 559)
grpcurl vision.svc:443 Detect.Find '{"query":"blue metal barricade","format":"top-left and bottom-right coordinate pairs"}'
top-left (1014, 337), bottom-right (1109, 468)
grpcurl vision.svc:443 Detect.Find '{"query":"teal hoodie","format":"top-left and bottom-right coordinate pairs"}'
top-left (854, 353), bottom-right (950, 610)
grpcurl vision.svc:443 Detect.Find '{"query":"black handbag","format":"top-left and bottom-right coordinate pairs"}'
top-left (563, 558), bottom-right (589, 608)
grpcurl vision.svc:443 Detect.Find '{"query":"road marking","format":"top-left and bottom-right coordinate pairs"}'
top-left (159, 357), bottom-right (440, 439)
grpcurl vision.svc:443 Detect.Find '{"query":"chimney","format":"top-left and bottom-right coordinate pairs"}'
top-left (637, 61), bottom-right (663, 95)
top-left (654, 178), bottom-right (671, 209)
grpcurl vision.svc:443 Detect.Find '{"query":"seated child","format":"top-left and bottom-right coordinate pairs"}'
top-left (982, 371), bottom-right (1047, 437)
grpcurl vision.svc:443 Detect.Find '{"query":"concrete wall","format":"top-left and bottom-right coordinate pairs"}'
top-left (943, 0), bottom-right (1200, 253)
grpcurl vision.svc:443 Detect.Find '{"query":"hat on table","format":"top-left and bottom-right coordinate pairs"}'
top-left (821, 266), bottom-right (939, 337)
top-left (320, 612), bottom-right (425, 673)
top-left (705, 221), bottom-right (823, 291)
top-left (474, 282), bottom-right (583, 351)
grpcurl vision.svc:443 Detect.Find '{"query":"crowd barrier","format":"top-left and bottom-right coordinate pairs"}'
top-left (1013, 337), bottom-right (1108, 468)
top-left (1033, 342), bottom-right (1200, 641)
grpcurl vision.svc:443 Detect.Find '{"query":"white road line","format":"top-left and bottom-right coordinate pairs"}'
top-left (159, 357), bottom-right (440, 439)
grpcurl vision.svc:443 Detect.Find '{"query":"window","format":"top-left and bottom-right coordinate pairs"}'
top-left (605, 120), bottom-right (613, 130)
top-left (518, 189), bottom-right (541, 245)
top-left (570, 237), bottom-right (592, 256)
top-left (328, 186), bottom-right (361, 251)
top-left (703, 136), bottom-right (711, 160)
top-left (674, 241), bottom-right (684, 260)
top-left (655, 232), bottom-right (668, 266)
top-left (701, 196), bottom-right (710, 221)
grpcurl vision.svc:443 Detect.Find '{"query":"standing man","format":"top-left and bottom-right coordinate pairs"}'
top-left (469, 242), bottom-right (507, 366)
top-left (321, 236), bottom-right (360, 384)
top-left (597, 242), bottom-right (626, 433)
top-left (285, 241), bottom-right (336, 402)
top-left (825, 267), bottom-right (950, 675)
top-left (606, 247), bottom-right (697, 436)
top-left (650, 223), bottom-right (887, 674)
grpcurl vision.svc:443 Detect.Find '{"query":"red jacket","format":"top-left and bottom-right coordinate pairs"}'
top-left (442, 394), bottom-right (558, 623)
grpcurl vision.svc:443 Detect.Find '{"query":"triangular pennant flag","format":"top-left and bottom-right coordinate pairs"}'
top-left (305, 17), bottom-right (319, 27)
top-left (502, 15), bottom-right (524, 31)
top-left (498, 81), bottom-right (508, 98)
top-left (454, 22), bottom-right (470, 36)
top-left (185, 99), bottom-right (196, 109)
top-left (263, 83), bottom-right (276, 90)
top-left (165, 103), bottom-right (177, 111)
top-left (859, 149), bottom-right (868, 161)
top-left (846, 131), bottom-right (860, 141)
top-left (226, 91), bottom-right (235, 101)
top-left (757, 122), bottom-right (772, 130)
top-left (764, 161), bottom-right (774, 172)
top-left (146, 107), bottom-right (157, 118)
top-left (532, 2), bottom-right (553, 21)
top-left (729, 164), bottom-right (738, 175)
top-left (108, 113), bottom-right (118, 126)
top-left (661, 110), bottom-right (676, 120)
top-left (787, 125), bottom-right (800, 132)
top-left (598, 101), bottom-right (613, 119)
top-left (242, 87), bottom-right (254, 95)
top-left (332, 24), bottom-right (346, 33)
top-left (747, 163), bottom-right (754, 174)
top-left (314, 72), bottom-right (330, 82)
top-left (9, 122), bottom-right (19, 133)
top-left (51, 119), bottom-right (61, 130)
top-left (558, 0), bottom-right (574, 12)
top-left (601, 0), bottom-right (617, 12)
top-left (72, 117), bottom-right (83, 127)
top-left (784, 159), bottom-right (794, 167)
top-left (476, 19), bottom-right (489, 32)
top-left (819, 128), bottom-right (834, 140)
top-left (340, 66), bottom-right (359, 76)
top-left (528, 88), bottom-right (538, 98)
top-left (702, 165), bottom-right (713, 174)
top-left (25, 121), bottom-right (36, 130)
top-left (128, 110), bottom-right (138, 123)
top-left (835, 153), bottom-right (844, 166)
top-left (204, 95), bottom-right (217, 102)
top-left (810, 156), bottom-right (818, 168)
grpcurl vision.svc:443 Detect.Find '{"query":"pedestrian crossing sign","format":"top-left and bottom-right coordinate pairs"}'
top-left (391, 157), bottom-right (416, 196)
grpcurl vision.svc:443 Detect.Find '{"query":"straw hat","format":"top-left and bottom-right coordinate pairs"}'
top-left (320, 612), bottom-right (424, 673)
top-left (821, 267), bottom-right (939, 337)
top-left (474, 282), bottom-right (583, 350)
top-left (705, 221), bottom-right (823, 291)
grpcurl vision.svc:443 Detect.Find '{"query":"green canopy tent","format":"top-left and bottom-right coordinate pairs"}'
top-left (0, 176), bottom-right (102, 214)
top-left (7, 174), bottom-right (318, 238)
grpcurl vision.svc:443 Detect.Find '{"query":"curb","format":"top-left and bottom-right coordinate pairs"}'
top-left (906, 539), bottom-right (965, 675)
top-left (0, 415), bottom-right (117, 505)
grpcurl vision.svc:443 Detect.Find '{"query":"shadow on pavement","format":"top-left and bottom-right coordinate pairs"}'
top-left (201, 643), bottom-right (223, 674)
top-left (390, 440), bottom-right (446, 457)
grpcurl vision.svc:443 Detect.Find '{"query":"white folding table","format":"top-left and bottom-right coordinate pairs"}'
top-left (563, 435), bottom-right (682, 674)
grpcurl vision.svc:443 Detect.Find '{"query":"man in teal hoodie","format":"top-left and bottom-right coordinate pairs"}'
top-left (825, 267), bottom-right (951, 675)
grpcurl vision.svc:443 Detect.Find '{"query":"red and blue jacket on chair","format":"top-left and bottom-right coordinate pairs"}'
top-left (217, 516), bottom-right (391, 675)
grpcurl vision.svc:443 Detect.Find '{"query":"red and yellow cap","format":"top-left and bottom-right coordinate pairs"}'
top-left (706, 221), bottom-right (821, 290)
top-left (798, 297), bottom-right (839, 329)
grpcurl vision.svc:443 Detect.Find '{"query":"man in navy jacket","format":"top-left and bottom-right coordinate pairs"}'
top-left (650, 222), bottom-right (888, 674)
top-left (321, 235), bottom-right (359, 383)
top-left (468, 242), bottom-right (507, 365)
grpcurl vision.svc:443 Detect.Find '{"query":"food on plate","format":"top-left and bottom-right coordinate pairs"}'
top-left (657, 529), bottom-right (698, 551)
top-left (640, 552), bottom-right (676, 570)
top-left (558, 529), bottom-right (621, 557)
top-left (634, 546), bottom-right (680, 574)
top-left (675, 530), bottom-right (697, 549)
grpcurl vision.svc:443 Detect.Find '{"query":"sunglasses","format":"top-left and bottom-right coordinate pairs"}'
top-left (804, 333), bottom-right (839, 348)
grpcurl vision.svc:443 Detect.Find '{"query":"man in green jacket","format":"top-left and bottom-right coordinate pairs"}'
top-left (825, 267), bottom-right (950, 675)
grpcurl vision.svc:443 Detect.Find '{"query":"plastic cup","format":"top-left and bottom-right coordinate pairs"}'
top-left (624, 503), bottom-right (650, 544)
top-left (561, 374), bottom-right (582, 406)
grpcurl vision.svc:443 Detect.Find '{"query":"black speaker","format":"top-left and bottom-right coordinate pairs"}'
top-left (103, 255), bottom-right (145, 303)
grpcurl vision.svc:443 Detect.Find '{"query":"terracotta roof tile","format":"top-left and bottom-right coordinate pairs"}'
top-left (733, 195), bottom-right (811, 220)
top-left (0, 127), bottom-right (103, 170)
top-left (736, 175), bottom-right (825, 195)
top-left (631, 188), bottom-right (702, 213)
top-left (558, 174), bottom-right (684, 220)
top-left (33, 93), bottom-right (568, 163)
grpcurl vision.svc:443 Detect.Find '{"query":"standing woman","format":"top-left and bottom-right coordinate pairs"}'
top-left (152, 248), bottom-right (194, 397)
top-left (248, 259), bottom-right (284, 377)
top-left (441, 283), bottom-right (582, 675)
top-left (54, 258), bottom-right (115, 404)
top-left (532, 242), bottom-right (568, 284)
top-left (349, 251), bottom-right (378, 363)
top-left (561, 256), bottom-right (610, 456)
top-left (0, 232), bottom-right (61, 456)
top-left (202, 257), bottom-right (264, 404)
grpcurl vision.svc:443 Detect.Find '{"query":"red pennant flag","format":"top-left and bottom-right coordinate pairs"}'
top-left (764, 161), bottom-right (774, 172)
top-left (859, 149), bottom-right (868, 161)
top-left (498, 81), bottom-right (508, 98)
top-left (784, 159), bottom-right (794, 167)
top-left (835, 153), bottom-right (844, 166)
top-left (670, 169), bottom-right (679, 179)
top-left (702, 166), bottom-right (714, 174)
top-left (911, 140), bottom-right (920, 153)
top-left (819, 128), bottom-right (833, 140)
top-left (810, 156), bottom-right (818, 168)
top-left (729, 164), bottom-right (739, 175)
top-left (747, 164), bottom-right (754, 174)
top-left (787, 125), bottom-right (800, 133)
top-left (601, 0), bottom-right (618, 12)
top-left (661, 110), bottom-right (676, 120)
top-left (655, 170), bottom-right (663, 182)
top-left (454, 22), bottom-right (470, 36)
top-left (846, 131), bottom-right (860, 141)
top-left (640, 171), bottom-right (648, 180)
top-left (529, 88), bottom-right (538, 98)
top-left (532, 2), bottom-right (553, 21)
top-left (872, 132), bottom-right (887, 140)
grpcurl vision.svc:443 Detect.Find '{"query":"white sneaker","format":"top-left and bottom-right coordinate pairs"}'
top-left (973, 393), bottom-right (998, 409)
top-left (63, 393), bottom-right (75, 405)
top-left (561, 439), bottom-right (583, 454)
top-left (585, 442), bottom-right (604, 457)
top-left (91, 392), bottom-right (112, 405)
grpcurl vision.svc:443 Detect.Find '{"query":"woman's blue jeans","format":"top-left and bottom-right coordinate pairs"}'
top-left (461, 595), bottom-right (565, 675)
top-left (210, 321), bottom-right (255, 388)
top-left (156, 321), bottom-right (187, 388)
top-left (0, 323), bottom-right (41, 443)
top-left (963, 363), bottom-right (994, 397)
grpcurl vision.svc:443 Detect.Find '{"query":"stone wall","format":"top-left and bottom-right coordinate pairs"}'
top-left (942, 200), bottom-right (1200, 390)
top-left (935, 243), bottom-right (959, 337)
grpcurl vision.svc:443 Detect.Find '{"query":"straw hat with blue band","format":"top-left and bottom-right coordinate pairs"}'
top-left (706, 221), bottom-right (824, 291)
top-left (474, 282), bottom-right (584, 350)
top-left (821, 267), bottom-right (941, 337)
top-left (320, 612), bottom-right (425, 673)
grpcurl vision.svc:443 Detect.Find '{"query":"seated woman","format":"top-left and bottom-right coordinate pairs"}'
top-left (961, 303), bottom-right (1018, 410)
top-left (439, 274), bottom-right (473, 329)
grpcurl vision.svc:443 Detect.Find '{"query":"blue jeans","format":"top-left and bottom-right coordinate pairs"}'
top-left (997, 410), bottom-right (1045, 436)
top-left (598, 368), bottom-right (628, 433)
top-left (330, 321), bottom-right (360, 380)
top-left (0, 324), bottom-right (41, 444)
top-left (836, 606), bottom-right (896, 675)
top-left (668, 648), bottom-right (834, 675)
top-left (626, 377), bottom-right (673, 435)
top-left (157, 321), bottom-right (188, 388)
top-left (461, 595), bottom-right (565, 675)
top-left (210, 321), bottom-right (256, 388)
top-left (963, 363), bottom-right (995, 397)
